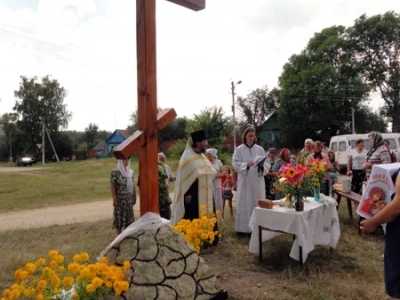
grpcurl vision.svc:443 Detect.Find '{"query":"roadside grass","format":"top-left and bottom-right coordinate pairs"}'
top-left (0, 205), bottom-right (388, 300)
top-left (0, 158), bottom-right (179, 213)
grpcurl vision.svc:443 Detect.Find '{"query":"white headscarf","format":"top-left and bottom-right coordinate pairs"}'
top-left (206, 148), bottom-right (218, 159)
top-left (117, 159), bottom-right (134, 194)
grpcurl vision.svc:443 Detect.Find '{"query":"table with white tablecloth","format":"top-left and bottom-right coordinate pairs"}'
top-left (249, 197), bottom-right (341, 264)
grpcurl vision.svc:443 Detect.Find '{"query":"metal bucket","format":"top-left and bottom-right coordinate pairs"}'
top-left (341, 177), bottom-right (352, 193)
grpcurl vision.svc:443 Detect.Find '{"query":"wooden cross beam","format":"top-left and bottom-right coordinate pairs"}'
top-left (113, 0), bottom-right (206, 216)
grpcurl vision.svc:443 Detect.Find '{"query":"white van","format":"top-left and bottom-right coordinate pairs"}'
top-left (329, 133), bottom-right (400, 169)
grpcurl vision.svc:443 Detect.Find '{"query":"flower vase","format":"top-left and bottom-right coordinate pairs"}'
top-left (314, 188), bottom-right (321, 202)
top-left (294, 196), bottom-right (304, 212)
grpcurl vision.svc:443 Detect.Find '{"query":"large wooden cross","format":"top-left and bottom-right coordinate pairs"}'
top-left (113, 0), bottom-right (206, 216)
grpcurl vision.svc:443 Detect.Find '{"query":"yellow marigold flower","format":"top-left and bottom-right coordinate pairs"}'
top-left (67, 263), bottom-right (80, 274)
top-left (92, 277), bottom-right (103, 289)
top-left (85, 283), bottom-right (96, 293)
top-left (24, 262), bottom-right (37, 274)
top-left (215, 210), bottom-right (221, 216)
top-left (123, 261), bottom-right (131, 270)
top-left (48, 250), bottom-right (58, 259)
top-left (36, 257), bottom-right (46, 266)
top-left (72, 293), bottom-right (79, 300)
top-left (49, 260), bottom-right (58, 269)
top-left (55, 255), bottom-right (64, 264)
top-left (99, 257), bottom-right (108, 264)
top-left (36, 279), bottom-right (47, 290)
top-left (35, 294), bottom-right (44, 300)
top-left (50, 274), bottom-right (61, 289)
top-left (57, 266), bottom-right (65, 273)
top-left (62, 276), bottom-right (74, 287)
top-left (79, 252), bottom-right (89, 261)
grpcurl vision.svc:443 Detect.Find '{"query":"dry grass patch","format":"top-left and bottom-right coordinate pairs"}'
top-left (0, 205), bottom-right (389, 300)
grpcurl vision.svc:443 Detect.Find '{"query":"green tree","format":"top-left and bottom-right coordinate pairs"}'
top-left (0, 112), bottom-right (19, 159)
top-left (188, 106), bottom-right (231, 150)
top-left (82, 123), bottom-right (99, 148)
top-left (236, 86), bottom-right (279, 134)
top-left (346, 11), bottom-right (400, 132)
top-left (13, 76), bottom-right (72, 153)
top-left (278, 26), bottom-right (370, 147)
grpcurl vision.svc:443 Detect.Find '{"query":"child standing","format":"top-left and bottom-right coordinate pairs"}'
top-left (221, 165), bottom-right (234, 219)
top-left (328, 151), bottom-right (340, 196)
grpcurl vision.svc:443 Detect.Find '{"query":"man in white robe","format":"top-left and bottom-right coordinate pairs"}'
top-left (233, 127), bottom-right (270, 234)
top-left (171, 130), bottom-right (217, 225)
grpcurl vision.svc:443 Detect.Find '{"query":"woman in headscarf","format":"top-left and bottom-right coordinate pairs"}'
top-left (264, 147), bottom-right (277, 199)
top-left (110, 157), bottom-right (136, 235)
top-left (206, 148), bottom-right (224, 213)
top-left (297, 138), bottom-right (314, 166)
top-left (363, 132), bottom-right (392, 181)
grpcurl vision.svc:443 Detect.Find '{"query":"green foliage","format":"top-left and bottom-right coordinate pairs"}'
top-left (167, 139), bottom-right (188, 160)
top-left (346, 11), bottom-right (400, 132)
top-left (278, 26), bottom-right (370, 147)
top-left (13, 75), bottom-right (72, 154)
top-left (82, 123), bottom-right (99, 149)
top-left (237, 86), bottom-right (279, 133)
top-left (188, 106), bottom-right (231, 151)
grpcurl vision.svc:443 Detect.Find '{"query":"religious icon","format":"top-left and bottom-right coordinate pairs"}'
top-left (359, 187), bottom-right (387, 217)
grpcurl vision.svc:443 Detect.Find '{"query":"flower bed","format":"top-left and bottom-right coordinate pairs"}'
top-left (1, 251), bottom-right (131, 300)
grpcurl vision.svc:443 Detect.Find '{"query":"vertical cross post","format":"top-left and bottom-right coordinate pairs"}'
top-left (113, 0), bottom-right (205, 217)
top-left (136, 0), bottom-right (158, 215)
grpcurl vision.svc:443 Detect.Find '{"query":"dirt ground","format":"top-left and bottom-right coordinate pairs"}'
top-left (0, 192), bottom-right (174, 231)
top-left (0, 166), bottom-right (47, 173)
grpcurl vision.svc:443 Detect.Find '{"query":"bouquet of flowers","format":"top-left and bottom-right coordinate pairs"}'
top-left (273, 165), bottom-right (316, 210)
top-left (1, 251), bottom-right (131, 300)
top-left (173, 205), bottom-right (221, 254)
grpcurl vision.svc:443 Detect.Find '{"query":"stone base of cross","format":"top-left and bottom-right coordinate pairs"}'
top-left (113, 0), bottom-right (205, 217)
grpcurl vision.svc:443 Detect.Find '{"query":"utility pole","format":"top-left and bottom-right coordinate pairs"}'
top-left (42, 119), bottom-right (45, 166)
top-left (351, 108), bottom-right (356, 134)
top-left (231, 80), bottom-right (242, 151)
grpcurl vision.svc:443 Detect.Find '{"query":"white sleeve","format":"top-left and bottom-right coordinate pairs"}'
top-left (232, 148), bottom-right (248, 173)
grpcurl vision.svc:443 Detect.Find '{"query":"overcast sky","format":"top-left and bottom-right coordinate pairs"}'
top-left (0, 0), bottom-right (398, 131)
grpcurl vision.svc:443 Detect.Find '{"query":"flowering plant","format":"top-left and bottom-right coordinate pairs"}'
top-left (1, 251), bottom-right (131, 300)
top-left (308, 159), bottom-right (328, 187)
top-left (173, 205), bottom-right (221, 254)
top-left (273, 165), bottom-right (315, 205)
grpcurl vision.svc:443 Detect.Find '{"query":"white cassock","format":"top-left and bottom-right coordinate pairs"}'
top-left (233, 144), bottom-right (270, 233)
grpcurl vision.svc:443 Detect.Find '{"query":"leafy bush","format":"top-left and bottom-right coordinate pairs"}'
top-left (167, 139), bottom-right (187, 160)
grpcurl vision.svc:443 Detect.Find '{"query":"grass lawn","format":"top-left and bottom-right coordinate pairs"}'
top-left (0, 158), bottom-right (179, 213)
top-left (0, 206), bottom-right (389, 300)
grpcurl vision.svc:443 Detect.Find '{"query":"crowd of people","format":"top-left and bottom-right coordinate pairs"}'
top-left (107, 128), bottom-right (400, 300)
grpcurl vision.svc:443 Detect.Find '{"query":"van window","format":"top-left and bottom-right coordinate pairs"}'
top-left (339, 141), bottom-right (346, 151)
top-left (331, 142), bottom-right (338, 152)
top-left (385, 139), bottom-right (396, 150)
top-left (350, 139), bottom-right (371, 150)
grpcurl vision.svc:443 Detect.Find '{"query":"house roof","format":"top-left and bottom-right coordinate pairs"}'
top-left (105, 129), bottom-right (131, 144)
top-left (93, 140), bottom-right (106, 151)
top-left (116, 129), bottom-right (130, 138)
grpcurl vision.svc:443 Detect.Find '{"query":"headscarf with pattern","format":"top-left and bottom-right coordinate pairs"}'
top-left (366, 132), bottom-right (384, 161)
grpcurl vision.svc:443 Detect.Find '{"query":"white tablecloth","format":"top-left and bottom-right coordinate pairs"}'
top-left (249, 197), bottom-right (341, 263)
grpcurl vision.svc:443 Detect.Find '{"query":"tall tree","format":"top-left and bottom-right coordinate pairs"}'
top-left (278, 26), bottom-right (370, 147)
top-left (0, 112), bottom-right (19, 159)
top-left (236, 86), bottom-right (278, 134)
top-left (346, 11), bottom-right (400, 132)
top-left (83, 123), bottom-right (99, 148)
top-left (188, 106), bottom-right (231, 149)
top-left (13, 76), bottom-right (72, 153)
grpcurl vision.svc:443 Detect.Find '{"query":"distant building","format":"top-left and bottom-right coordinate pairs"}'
top-left (258, 111), bottom-right (284, 147)
top-left (105, 129), bottom-right (130, 153)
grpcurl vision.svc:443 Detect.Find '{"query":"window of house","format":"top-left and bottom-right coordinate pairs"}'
top-left (267, 133), bottom-right (272, 142)
top-left (279, 133), bottom-right (284, 142)
top-left (339, 141), bottom-right (346, 151)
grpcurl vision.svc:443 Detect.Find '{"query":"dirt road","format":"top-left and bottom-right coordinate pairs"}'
top-left (0, 166), bottom-right (47, 173)
top-left (0, 193), bottom-right (172, 232)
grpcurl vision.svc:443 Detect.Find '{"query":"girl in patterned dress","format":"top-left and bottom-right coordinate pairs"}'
top-left (110, 158), bottom-right (136, 235)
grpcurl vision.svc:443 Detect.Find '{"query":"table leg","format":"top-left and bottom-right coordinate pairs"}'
top-left (336, 194), bottom-right (342, 210)
top-left (258, 226), bottom-right (262, 263)
top-left (358, 216), bottom-right (364, 236)
top-left (299, 245), bottom-right (303, 267)
top-left (347, 199), bottom-right (353, 219)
